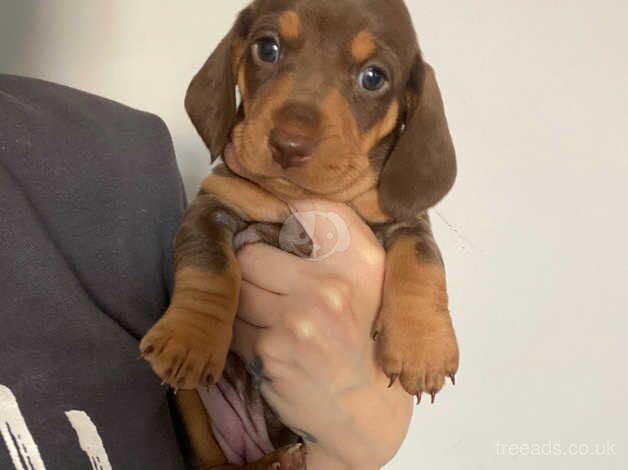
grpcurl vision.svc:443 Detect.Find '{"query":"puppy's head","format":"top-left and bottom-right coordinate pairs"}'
top-left (186, 0), bottom-right (456, 220)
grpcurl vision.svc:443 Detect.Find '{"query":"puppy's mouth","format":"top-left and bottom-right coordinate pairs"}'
top-left (224, 142), bottom-right (291, 183)
top-left (224, 141), bottom-right (370, 200)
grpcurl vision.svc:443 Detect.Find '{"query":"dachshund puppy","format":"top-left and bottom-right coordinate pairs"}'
top-left (141, 0), bottom-right (459, 467)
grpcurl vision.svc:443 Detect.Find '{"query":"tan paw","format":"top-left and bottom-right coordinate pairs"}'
top-left (373, 300), bottom-right (459, 403)
top-left (139, 307), bottom-right (233, 389)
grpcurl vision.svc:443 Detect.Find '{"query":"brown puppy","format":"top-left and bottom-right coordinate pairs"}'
top-left (141, 0), bottom-right (459, 467)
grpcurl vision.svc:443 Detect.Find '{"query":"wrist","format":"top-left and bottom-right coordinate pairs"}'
top-left (304, 368), bottom-right (412, 469)
top-left (336, 369), bottom-right (413, 468)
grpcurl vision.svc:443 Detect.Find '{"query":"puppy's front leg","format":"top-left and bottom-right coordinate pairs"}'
top-left (140, 191), bottom-right (246, 389)
top-left (373, 214), bottom-right (459, 402)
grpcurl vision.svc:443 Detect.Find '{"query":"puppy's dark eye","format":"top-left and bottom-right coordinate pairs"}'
top-left (253, 37), bottom-right (280, 65)
top-left (359, 66), bottom-right (388, 92)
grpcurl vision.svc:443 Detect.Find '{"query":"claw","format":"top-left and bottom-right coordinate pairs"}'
top-left (416, 393), bottom-right (422, 405)
top-left (449, 374), bottom-right (456, 386)
top-left (430, 392), bottom-right (436, 404)
top-left (388, 374), bottom-right (398, 388)
top-left (161, 368), bottom-right (173, 387)
top-left (205, 373), bottom-right (215, 387)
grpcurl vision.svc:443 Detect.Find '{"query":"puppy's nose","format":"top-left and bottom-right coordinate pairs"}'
top-left (269, 127), bottom-right (317, 169)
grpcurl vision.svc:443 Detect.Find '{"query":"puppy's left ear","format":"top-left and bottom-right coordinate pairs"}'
top-left (185, 7), bottom-right (254, 161)
top-left (379, 61), bottom-right (457, 220)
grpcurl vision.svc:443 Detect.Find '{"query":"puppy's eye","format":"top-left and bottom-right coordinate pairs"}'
top-left (358, 66), bottom-right (388, 92)
top-left (253, 37), bottom-right (280, 65)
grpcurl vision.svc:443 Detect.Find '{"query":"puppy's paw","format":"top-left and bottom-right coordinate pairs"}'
top-left (373, 298), bottom-right (459, 403)
top-left (139, 307), bottom-right (232, 390)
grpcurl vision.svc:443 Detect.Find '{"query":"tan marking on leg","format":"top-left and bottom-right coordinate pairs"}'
top-left (279, 10), bottom-right (301, 40)
top-left (201, 172), bottom-right (290, 223)
top-left (374, 236), bottom-right (459, 396)
top-left (351, 30), bottom-right (376, 63)
top-left (140, 264), bottom-right (241, 389)
top-left (170, 265), bottom-right (240, 320)
top-left (175, 390), bottom-right (227, 468)
top-left (384, 238), bottom-right (448, 302)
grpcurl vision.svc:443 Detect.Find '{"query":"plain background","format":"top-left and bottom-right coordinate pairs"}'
top-left (1, 1), bottom-right (627, 469)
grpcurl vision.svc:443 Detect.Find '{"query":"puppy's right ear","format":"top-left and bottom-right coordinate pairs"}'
top-left (185, 7), bottom-right (255, 161)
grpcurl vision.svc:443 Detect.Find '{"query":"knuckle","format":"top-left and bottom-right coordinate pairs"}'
top-left (259, 357), bottom-right (279, 379)
top-left (360, 244), bottom-right (385, 270)
top-left (255, 337), bottom-right (277, 361)
top-left (317, 280), bottom-right (352, 316)
top-left (286, 315), bottom-right (317, 343)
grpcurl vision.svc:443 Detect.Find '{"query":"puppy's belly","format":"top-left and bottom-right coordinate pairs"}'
top-left (198, 353), bottom-right (299, 465)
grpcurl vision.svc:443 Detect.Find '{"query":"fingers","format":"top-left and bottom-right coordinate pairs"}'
top-left (231, 318), bottom-right (293, 384)
top-left (237, 201), bottom-right (385, 296)
top-left (237, 242), bottom-right (309, 294)
top-left (231, 317), bottom-right (260, 366)
top-left (232, 281), bottom-right (293, 368)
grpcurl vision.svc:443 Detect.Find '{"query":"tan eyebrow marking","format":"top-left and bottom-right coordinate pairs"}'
top-left (351, 30), bottom-right (376, 63)
top-left (279, 10), bottom-right (301, 40)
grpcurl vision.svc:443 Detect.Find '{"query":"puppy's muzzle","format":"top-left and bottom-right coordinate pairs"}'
top-left (269, 101), bottom-right (321, 169)
top-left (269, 127), bottom-right (317, 169)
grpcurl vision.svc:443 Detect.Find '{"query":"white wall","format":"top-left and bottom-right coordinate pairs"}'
top-left (2, 1), bottom-right (627, 468)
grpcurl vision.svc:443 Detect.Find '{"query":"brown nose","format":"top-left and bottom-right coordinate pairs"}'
top-left (269, 127), bottom-right (317, 169)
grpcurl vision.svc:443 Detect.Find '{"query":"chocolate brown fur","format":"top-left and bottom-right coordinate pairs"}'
top-left (142, 1), bottom-right (460, 468)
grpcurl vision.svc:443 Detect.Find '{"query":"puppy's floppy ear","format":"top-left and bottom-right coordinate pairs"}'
top-left (185, 7), bottom-right (255, 161)
top-left (379, 61), bottom-right (457, 220)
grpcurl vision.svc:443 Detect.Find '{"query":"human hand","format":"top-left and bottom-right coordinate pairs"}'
top-left (232, 200), bottom-right (413, 469)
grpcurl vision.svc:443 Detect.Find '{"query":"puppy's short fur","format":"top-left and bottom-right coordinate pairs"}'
top-left (141, 0), bottom-right (459, 468)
